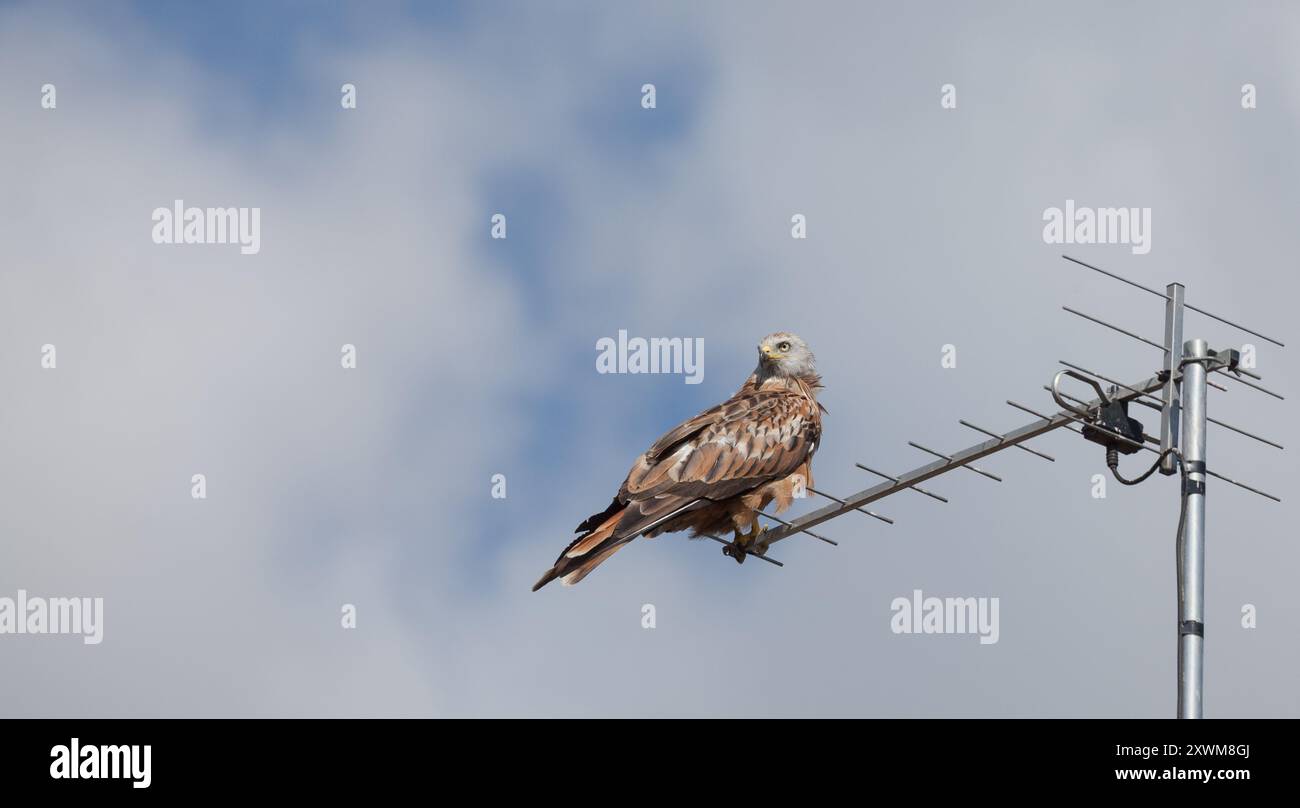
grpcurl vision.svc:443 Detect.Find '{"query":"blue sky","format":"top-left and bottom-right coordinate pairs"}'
top-left (1, 0), bottom-right (1297, 717)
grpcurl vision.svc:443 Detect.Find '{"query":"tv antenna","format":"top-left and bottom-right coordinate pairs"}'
top-left (712, 255), bottom-right (1284, 719)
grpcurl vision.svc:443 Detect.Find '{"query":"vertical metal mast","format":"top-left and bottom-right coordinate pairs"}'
top-left (1178, 338), bottom-right (1209, 719)
top-left (741, 257), bottom-right (1283, 719)
top-left (1159, 283), bottom-right (1185, 475)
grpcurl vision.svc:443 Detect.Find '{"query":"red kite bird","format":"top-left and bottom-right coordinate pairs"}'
top-left (533, 332), bottom-right (824, 590)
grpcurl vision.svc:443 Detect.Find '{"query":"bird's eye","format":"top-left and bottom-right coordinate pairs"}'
top-left (778, 341), bottom-right (791, 352)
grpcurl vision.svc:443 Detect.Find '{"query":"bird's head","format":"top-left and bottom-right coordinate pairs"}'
top-left (756, 331), bottom-right (817, 379)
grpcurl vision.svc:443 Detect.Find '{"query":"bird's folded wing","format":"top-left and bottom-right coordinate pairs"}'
top-left (620, 390), bottom-right (819, 507)
top-left (559, 389), bottom-right (819, 566)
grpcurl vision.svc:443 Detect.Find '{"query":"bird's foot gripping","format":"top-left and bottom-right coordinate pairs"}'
top-left (723, 519), bottom-right (766, 564)
top-left (722, 541), bottom-right (747, 564)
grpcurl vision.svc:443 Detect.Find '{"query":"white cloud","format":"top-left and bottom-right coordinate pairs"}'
top-left (2, 1), bottom-right (1296, 717)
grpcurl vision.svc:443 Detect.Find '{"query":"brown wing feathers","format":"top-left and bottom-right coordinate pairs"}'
top-left (532, 380), bottom-right (821, 590)
top-left (530, 504), bottom-right (625, 591)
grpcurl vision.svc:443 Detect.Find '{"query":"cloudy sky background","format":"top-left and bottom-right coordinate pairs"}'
top-left (1, 0), bottom-right (1296, 717)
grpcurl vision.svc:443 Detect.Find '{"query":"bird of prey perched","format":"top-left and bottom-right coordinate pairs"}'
top-left (533, 332), bottom-right (824, 590)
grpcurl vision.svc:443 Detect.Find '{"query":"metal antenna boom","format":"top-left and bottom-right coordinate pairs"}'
top-left (720, 256), bottom-right (1285, 721)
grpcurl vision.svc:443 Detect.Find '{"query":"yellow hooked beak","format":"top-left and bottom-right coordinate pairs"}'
top-left (760, 345), bottom-right (783, 360)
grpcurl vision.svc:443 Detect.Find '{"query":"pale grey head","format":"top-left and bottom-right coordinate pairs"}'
top-left (755, 331), bottom-right (817, 380)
